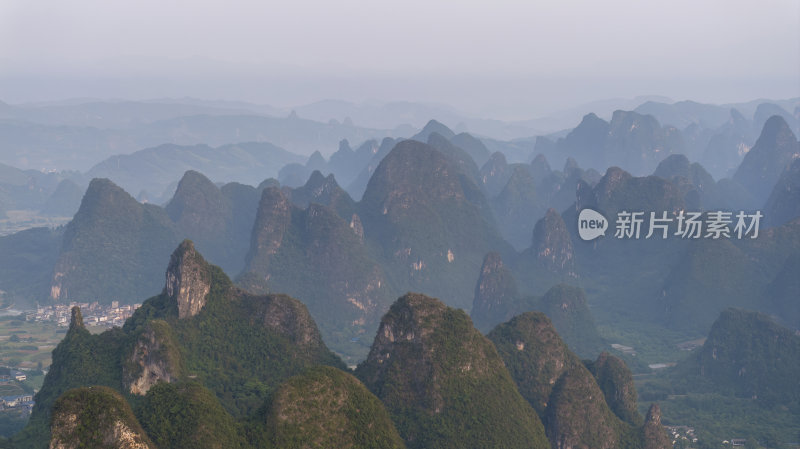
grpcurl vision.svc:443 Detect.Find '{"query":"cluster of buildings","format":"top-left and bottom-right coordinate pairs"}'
top-left (666, 426), bottom-right (698, 446)
top-left (0, 372), bottom-right (27, 383)
top-left (0, 394), bottom-right (33, 412)
top-left (0, 373), bottom-right (34, 414)
top-left (30, 301), bottom-right (141, 328)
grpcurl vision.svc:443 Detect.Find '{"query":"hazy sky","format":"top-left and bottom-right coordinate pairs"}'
top-left (1, 0), bottom-right (798, 118)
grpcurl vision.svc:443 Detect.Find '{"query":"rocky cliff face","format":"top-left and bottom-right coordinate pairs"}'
top-left (123, 320), bottom-right (182, 395)
top-left (734, 115), bottom-right (800, 204)
top-left (471, 252), bottom-right (518, 332)
top-left (164, 240), bottom-right (212, 319)
top-left (356, 293), bottom-right (549, 449)
top-left (642, 404), bottom-right (672, 449)
top-left (531, 208), bottom-right (575, 276)
top-left (68, 306), bottom-right (83, 332)
top-left (589, 352), bottom-right (642, 426)
top-left (243, 186), bottom-right (292, 283)
top-left (49, 386), bottom-right (154, 449)
top-left (349, 213), bottom-right (365, 241)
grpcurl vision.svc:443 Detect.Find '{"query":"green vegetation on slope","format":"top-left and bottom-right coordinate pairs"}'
top-left (14, 241), bottom-right (346, 448)
top-left (638, 308), bottom-right (800, 446)
top-left (137, 381), bottom-right (244, 449)
top-left (263, 366), bottom-right (406, 449)
top-left (489, 312), bottom-right (654, 449)
top-left (49, 386), bottom-right (154, 449)
top-left (356, 293), bottom-right (549, 449)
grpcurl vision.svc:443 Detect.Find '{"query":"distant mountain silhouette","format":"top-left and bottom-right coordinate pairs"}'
top-left (733, 115), bottom-right (800, 204)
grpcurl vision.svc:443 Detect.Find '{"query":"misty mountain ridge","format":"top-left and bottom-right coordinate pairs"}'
top-left (0, 98), bottom-right (797, 446)
top-left (0, 109), bottom-right (401, 171)
top-left (0, 96), bottom-right (794, 220)
top-left (12, 240), bottom-right (674, 448)
top-left (87, 141), bottom-right (304, 201)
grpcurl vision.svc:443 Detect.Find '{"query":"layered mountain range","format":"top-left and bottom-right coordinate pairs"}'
top-left (10, 242), bottom-right (670, 449)
top-left (0, 113), bottom-right (798, 362)
top-left (0, 99), bottom-right (798, 445)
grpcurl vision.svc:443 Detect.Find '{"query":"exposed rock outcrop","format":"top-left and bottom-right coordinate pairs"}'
top-left (164, 240), bottom-right (211, 319)
top-left (642, 404), bottom-right (672, 449)
top-left (532, 208), bottom-right (575, 276)
top-left (123, 320), bottom-right (182, 395)
top-left (68, 306), bottom-right (83, 332)
top-left (349, 213), bottom-right (365, 241)
top-left (471, 252), bottom-right (518, 332)
top-left (243, 187), bottom-right (293, 279)
top-left (50, 386), bottom-right (154, 449)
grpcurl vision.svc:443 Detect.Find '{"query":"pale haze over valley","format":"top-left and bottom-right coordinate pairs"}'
top-left (1, 0), bottom-right (798, 121)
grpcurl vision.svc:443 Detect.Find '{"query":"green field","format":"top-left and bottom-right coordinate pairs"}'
top-left (0, 314), bottom-right (69, 438)
top-left (0, 315), bottom-right (66, 373)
